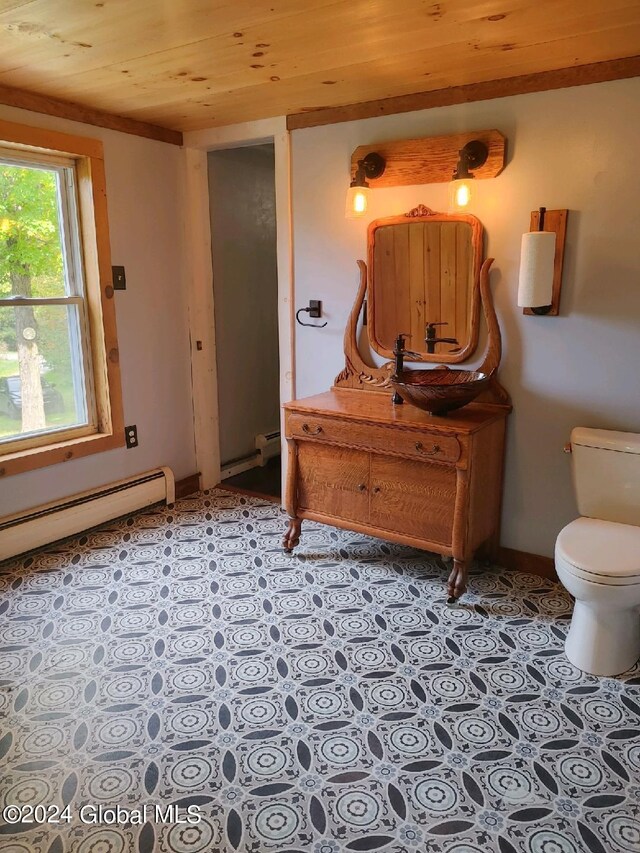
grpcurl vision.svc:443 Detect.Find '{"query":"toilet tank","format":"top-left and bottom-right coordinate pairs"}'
top-left (571, 427), bottom-right (640, 526)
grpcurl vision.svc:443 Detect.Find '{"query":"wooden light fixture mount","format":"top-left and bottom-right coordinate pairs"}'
top-left (350, 129), bottom-right (506, 188)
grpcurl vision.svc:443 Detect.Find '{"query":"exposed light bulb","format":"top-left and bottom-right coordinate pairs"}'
top-left (448, 140), bottom-right (488, 213)
top-left (345, 152), bottom-right (385, 219)
top-left (449, 178), bottom-right (472, 211)
top-left (353, 189), bottom-right (367, 214)
top-left (345, 185), bottom-right (369, 218)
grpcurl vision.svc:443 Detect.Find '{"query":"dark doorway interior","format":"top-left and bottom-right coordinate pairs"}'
top-left (223, 455), bottom-right (281, 501)
top-left (208, 143), bottom-right (280, 503)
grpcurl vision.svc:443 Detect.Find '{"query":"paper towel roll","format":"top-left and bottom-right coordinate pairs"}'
top-left (517, 230), bottom-right (556, 308)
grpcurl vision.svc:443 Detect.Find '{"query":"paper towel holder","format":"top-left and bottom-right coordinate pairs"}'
top-left (521, 207), bottom-right (569, 316)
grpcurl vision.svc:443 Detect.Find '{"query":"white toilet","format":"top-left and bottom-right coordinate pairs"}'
top-left (555, 427), bottom-right (640, 677)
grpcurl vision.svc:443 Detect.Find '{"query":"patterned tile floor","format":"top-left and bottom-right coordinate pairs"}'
top-left (1, 489), bottom-right (639, 853)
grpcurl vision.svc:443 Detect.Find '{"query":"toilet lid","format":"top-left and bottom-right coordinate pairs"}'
top-left (556, 517), bottom-right (640, 581)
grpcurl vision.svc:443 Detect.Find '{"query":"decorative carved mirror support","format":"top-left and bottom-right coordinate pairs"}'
top-left (334, 205), bottom-right (510, 409)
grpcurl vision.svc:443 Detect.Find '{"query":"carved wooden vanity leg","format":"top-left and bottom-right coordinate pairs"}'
top-left (283, 517), bottom-right (302, 554)
top-left (283, 438), bottom-right (301, 553)
top-left (447, 560), bottom-right (469, 604)
top-left (449, 466), bottom-right (470, 603)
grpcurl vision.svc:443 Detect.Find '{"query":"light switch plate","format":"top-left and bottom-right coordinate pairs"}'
top-left (112, 265), bottom-right (127, 290)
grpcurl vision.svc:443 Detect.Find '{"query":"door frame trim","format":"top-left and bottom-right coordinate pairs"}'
top-left (182, 117), bottom-right (294, 496)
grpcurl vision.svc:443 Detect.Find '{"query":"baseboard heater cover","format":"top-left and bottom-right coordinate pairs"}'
top-left (0, 467), bottom-right (175, 562)
top-left (255, 430), bottom-right (281, 466)
top-left (221, 432), bottom-right (281, 479)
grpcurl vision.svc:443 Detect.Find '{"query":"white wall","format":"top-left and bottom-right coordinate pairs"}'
top-left (291, 77), bottom-right (640, 557)
top-left (0, 106), bottom-right (196, 517)
top-left (208, 145), bottom-right (280, 465)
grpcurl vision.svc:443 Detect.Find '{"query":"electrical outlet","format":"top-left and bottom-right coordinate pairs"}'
top-left (308, 300), bottom-right (322, 318)
top-left (125, 424), bottom-right (138, 448)
top-left (112, 265), bottom-right (127, 290)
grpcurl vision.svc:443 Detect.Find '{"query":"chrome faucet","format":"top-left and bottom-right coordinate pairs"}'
top-left (425, 321), bottom-right (458, 354)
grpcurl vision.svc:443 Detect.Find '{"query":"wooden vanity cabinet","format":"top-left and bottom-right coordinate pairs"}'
top-left (283, 207), bottom-right (511, 599)
top-left (283, 388), bottom-right (509, 600)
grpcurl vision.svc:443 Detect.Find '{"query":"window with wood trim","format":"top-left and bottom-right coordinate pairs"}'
top-left (0, 120), bottom-right (124, 476)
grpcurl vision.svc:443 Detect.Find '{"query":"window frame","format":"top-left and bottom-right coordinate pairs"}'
top-left (0, 119), bottom-right (124, 477)
top-left (0, 149), bottom-right (97, 452)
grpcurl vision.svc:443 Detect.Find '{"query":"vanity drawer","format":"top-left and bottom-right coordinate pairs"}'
top-left (286, 412), bottom-right (461, 465)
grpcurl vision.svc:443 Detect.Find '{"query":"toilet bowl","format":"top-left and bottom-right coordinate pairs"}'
top-left (556, 517), bottom-right (640, 676)
top-left (555, 427), bottom-right (640, 677)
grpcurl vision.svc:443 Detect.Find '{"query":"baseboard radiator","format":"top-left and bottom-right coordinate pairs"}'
top-left (0, 467), bottom-right (175, 562)
top-left (255, 430), bottom-right (281, 466)
top-left (220, 432), bottom-right (281, 479)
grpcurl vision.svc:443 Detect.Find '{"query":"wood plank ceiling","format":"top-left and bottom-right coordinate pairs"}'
top-left (0, 0), bottom-right (639, 134)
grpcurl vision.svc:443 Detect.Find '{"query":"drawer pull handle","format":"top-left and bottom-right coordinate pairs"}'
top-left (302, 423), bottom-right (323, 435)
top-left (358, 483), bottom-right (366, 492)
top-left (373, 486), bottom-right (381, 494)
top-left (415, 442), bottom-right (441, 455)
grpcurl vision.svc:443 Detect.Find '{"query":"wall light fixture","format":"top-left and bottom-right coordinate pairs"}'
top-left (347, 131), bottom-right (506, 218)
top-left (448, 140), bottom-right (489, 211)
top-left (345, 152), bottom-right (385, 218)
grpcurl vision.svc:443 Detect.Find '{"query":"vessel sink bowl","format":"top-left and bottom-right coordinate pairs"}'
top-left (391, 367), bottom-right (491, 415)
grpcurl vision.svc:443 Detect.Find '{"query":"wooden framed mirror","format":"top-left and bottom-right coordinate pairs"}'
top-left (367, 206), bottom-right (483, 363)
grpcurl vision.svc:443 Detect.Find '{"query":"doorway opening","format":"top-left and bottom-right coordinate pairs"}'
top-left (207, 144), bottom-right (281, 500)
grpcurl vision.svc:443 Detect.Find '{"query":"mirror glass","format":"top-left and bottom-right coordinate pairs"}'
top-left (367, 211), bottom-right (483, 362)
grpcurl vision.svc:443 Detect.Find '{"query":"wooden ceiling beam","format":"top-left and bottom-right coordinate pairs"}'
top-left (287, 55), bottom-right (640, 131)
top-left (0, 82), bottom-right (183, 145)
